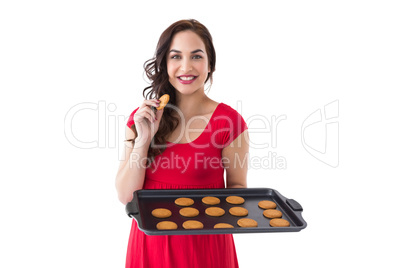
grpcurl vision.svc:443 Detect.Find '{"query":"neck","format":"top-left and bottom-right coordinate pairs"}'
top-left (175, 89), bottom-right (210, 118)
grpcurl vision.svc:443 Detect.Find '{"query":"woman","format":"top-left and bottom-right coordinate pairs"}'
top-left (115, 19), bottom-right (249, 268)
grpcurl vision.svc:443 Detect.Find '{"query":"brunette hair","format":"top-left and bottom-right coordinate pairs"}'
top-left (130, 19), bottom-right (216, 164)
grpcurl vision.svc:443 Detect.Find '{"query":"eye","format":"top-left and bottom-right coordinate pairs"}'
top-left (170, 55), bottom-right (181, 59)
top-left (193, 55), bottom-right (202, 59)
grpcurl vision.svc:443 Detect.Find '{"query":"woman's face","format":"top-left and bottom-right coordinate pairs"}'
top-left (167, 30), bottom-right (210, 96)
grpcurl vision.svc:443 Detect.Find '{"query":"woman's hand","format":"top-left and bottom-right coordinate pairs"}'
top-left (133, 99), bottom-right (164, 147)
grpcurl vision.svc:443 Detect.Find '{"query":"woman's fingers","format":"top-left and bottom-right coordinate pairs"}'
top-left (135, 99), bottom-right (163, 125)
top-left (155, 106), bottom-right (164, 121)
top-left (139, 99), bottom-right (160, 109)
top-left (135, 106), bottom-right (156, 123)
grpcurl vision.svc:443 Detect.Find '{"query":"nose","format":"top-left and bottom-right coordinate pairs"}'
top-left (180, 57), bottom-right (192, 72)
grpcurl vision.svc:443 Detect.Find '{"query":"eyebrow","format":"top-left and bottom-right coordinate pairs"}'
top-left (169, 49), bottom-right (205, 54)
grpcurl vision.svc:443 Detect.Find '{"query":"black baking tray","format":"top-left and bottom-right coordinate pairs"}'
top-left (125, 188), bottom-right (307, 235)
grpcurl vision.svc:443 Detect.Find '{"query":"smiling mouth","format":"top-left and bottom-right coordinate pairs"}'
top-left (178, 76), bottom-right (197, 81)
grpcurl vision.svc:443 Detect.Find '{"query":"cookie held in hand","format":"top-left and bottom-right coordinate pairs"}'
top-left (157, 94), bottom-right (170, 110)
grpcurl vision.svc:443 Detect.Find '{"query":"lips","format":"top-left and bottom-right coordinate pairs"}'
top-left (179, 76), bottom-right (196, 81)
top-left (177, 75), bottom-right (198, 84)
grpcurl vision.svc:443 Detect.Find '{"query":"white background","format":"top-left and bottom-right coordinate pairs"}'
top-left (1, 1), bottom-right (401, 267)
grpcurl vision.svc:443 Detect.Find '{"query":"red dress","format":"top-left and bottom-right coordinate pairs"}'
top-left (125, 102), bottom-right (248, 268)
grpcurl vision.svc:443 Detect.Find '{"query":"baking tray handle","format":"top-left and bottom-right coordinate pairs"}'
top-left (125, 191), bottom-right (140, 218)
top-left (286, 199), bottom-right (303, 211)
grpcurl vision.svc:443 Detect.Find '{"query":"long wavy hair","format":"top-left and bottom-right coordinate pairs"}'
top-left (130, 19), bottom-right (216, 164)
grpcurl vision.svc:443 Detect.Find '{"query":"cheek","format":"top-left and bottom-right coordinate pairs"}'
top-left (167, 62), bottom-right (176, 78)
top-left (199, 62), bottom-right (210, 75)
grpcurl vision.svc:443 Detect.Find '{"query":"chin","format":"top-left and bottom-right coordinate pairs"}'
top-left (175, 87), bottom-right (203, 96)
top-left (171, 83), bottom-right (202, 95)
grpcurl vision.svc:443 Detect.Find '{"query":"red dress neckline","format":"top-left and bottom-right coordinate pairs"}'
top-left (166, 102), bottom-right (222, 145)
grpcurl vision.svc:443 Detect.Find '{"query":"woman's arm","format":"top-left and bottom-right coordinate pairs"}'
top-left (115, 126), bottom-right (150, 205)
top-left (115, 99), bottom-right (163, 204)
top-left (222, 130), bottom-right (249, 188)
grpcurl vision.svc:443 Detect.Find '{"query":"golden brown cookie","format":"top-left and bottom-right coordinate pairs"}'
top-left (229, 207), bottom-right (248, 217)
top-left (157, 94), bottom-right (170, 110)
top-left (182, 220), bottom-right (204, 229)
top-left (202, 196), bottom-right (221, 205)
top-left (226, 196), bottom-right (245, 205)
top-left (263, 209), bottom-right (283, 219)
top-left (156, 221), bottom-right (178, 230)
top-left (214, 223), bottom-right (234, 229)
top-left (237, 218), bottom-right (258, 227)
top-left (269, 218), bottom-right (290, 227)
top-left (179, 207), bottom-right (199, 217)
top-left (258, 200), bottom-right (277, 209)
top-left (174, 197), bottom-right (194, 207)
top-left (205, 207), bottom-right (225, 217)
top-left (151, 208), bottom-right (172, 218)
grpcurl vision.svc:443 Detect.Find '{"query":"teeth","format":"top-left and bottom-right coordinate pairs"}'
top-left (179, 76), bottom-right (195, 81)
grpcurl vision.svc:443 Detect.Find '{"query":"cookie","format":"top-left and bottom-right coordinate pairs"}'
top-left (237, 218), bottom-right (258, 227)
top-left (157, 94), bottom-right (170, 110)
top-left (226, 196), bottom-right (245, 205)
top-left (263, 209), bottom-right (283, 219)
top-left (156, 221), bottom-right (178, 230)
top-left (258, 200), bottom-right (277, 209)
top-left (269, 218), bottom-right (290, 227)
top-left (179, 207), bottom-right (199, 217)
top-left (214, 223), bottom-right (234, 229)
top-left (175, 197), bottom-right (194, 207)
top-left (182, 220), bottom-right (204, 229)
top-left (151, 208), bottom-right (172, 218)
top-left (229, 207), bottom-right (248, 217)
top-left (205, 207), bottom-right (225, 217)
top-left (202, 196), bottom-right (221, 205)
